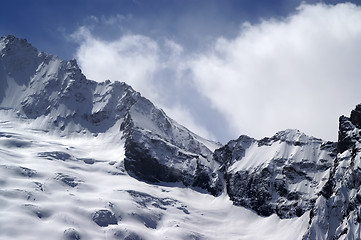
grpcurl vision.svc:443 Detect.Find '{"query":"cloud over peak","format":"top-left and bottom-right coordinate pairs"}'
top-left (72, 3), bottom-right (361, 142)
top-left (189, 2), bottom-right (361, 140)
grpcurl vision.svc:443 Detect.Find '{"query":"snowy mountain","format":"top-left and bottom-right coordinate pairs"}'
top-left (214, 130), bottom-right (336, 219)
top-left (0, 119), bottom-right (309, 240)
top-left (0, 35), bottom-right (360, 239)
top-left (0, 35), bottom-right (222, 196)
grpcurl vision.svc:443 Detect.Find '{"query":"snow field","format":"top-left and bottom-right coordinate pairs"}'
top-left (0, 118), bottom-right (309, 240)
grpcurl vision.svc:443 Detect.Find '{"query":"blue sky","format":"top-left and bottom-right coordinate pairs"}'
top-left (2, 0), bottom-right (361, 143)
top-left (1, 0), bottom-right (315, 59)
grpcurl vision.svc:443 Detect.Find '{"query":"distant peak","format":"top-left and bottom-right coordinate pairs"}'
top-left (0, 35), bottom-right (32, 49)
top-left (337, 104), bottom-right (361, 153)
top-left (0, 35), bottom-right (26, 43)
top-left (274, 129), bottom-right (303, 138)
top-left (273, 129), bottom-right (315, 142)
top-left (0, 35), bottom-right (17, 42)
top-left (0, 35), bottom-right (39, 62)
top-left (234, 134), bottom-right (256, 144)
top-left (258, 129), bottom-right (320, 147)
top-left (350, 104), bottom-right (361, 128)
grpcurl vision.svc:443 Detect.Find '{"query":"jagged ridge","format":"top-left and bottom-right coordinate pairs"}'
top-left (4, 35), bottom-right (361, 239)
top-left (0, 35), bottom-right (223, 195)
top-left (304, 105), bottom-right (361, 239)
top-left (215, 129), bottom-right (337, 218)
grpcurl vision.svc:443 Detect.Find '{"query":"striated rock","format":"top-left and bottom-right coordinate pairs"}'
top-left (92, 209), bottom-right (118, 227)
top-left (55, 173), bottom-right (82, 187)
top-left (338, 115), bottom-right (358, 154)
top-left (63, 228), bottom-right (81, 240)
top-left (350, 104), bottom-right (361, 128)
top-left (119, 93), bottom-right (223, 196)
top-left (215, 129), bottom-right (336, 218)
top-left (304, 105), bottom-right (361, 239)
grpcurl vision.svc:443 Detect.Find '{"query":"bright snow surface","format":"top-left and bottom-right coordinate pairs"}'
top-left (0, 114), bottom-right (310, 240)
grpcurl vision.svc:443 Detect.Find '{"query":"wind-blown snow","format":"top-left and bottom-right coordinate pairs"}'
top-left (0, 115), bottom-right (309, 240)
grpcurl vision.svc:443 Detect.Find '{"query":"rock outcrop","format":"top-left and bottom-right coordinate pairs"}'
top-left (215, 129), bottom-right (336, 218)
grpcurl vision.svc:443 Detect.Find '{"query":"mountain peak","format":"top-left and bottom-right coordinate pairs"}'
top-left (350, 103), bottom-right (361, 128)
top-left (305, 104), bottom-right (361, 239)
top-left (0, 35), bottom-right (222, 196)
top-left (257, 129), bottom-right (321, 148)
top-left (0, 35), bottom-right (46, 91)
top-left (337, 104), bottom-right (361, 154)
top-left (0, 35), bottom-right (35, 54)
top-left (215, 126), bottom-right (335, 218)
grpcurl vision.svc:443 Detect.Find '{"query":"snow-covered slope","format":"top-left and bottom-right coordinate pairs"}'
top-left (0, 35), bottom-right (222, 196)
top-left (0, 119), bottom-right (311, 240)
top-left (215, 129), bottom-right (336, 218)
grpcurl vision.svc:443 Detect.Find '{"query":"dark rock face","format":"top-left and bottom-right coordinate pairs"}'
top-left (303, 104), bottom-right (361, 239)
top-left (123, 233), bottom-right (143, 240)
top-left (38, 151), bottom-right (72, 161)
top-left (338, 116), bottom-right (358, 154)
top-left (18, 167), bottom-right (37, 177)
top-left (120, 98), bottom-right (223, 196)
top-left (63, 228), bottom-right (81, 240)
top-left (215, 135), bottom-right (255, 171)
top-left (124, 137), bottom-right (183, 183)
top-left (55, 173), bottom-right (81, 187)
top-left (1, 139), bottom-right (32, 148)
top-left (91, 209), bottom-right (118, 227)
top-left (350, 104), bottom-right (361, 128)
top-left (225, 170), bottom-right (274, 217)
top-left (126, 190), bottom-right (189, 214)
top-left (0, 165), bottom-right (37, 178)
top-left (215, 130), bottom-right (336, 219)
top-left (224, 160), bottom-right (329, 218)
top-left (123, 133), bottom-right (222, 195)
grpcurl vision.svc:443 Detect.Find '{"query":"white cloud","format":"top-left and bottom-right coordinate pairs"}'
top-left (71, 26), bottom-right (160, 99)
top-left (72, 3), bottom-right (361, 142)
top-left (189, 3), bottom-right (361, 140)
top-left (71, 26), bottom-right (215, 140)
